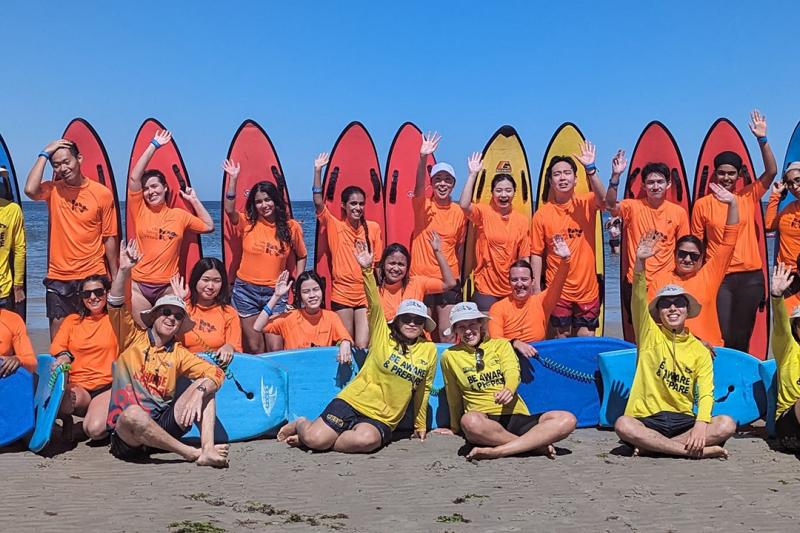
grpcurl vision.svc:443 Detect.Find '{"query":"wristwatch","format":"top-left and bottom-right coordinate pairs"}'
top-left (197, 384), bottom-right (208, 393)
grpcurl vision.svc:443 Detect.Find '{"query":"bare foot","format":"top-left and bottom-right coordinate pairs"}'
top-left (285, 435), bottom-right (301, 447)
top-left (699, 446), bottom-right (729, 460)
top-left (466, 446), bottom-right (499, 461)
top-left (197, 445), bottom-right (230, 468)
top-left (537, 444), bottom-right (556, 459)
top-left (277, 420), bottom-right (299, 442)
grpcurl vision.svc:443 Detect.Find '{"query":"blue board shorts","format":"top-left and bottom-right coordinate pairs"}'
top-left (109, 403), bottom-right (188, 460)
top-left (231, 278), bottom-right (288, 318)
top-left (320, 398), bottom-right (392, 446)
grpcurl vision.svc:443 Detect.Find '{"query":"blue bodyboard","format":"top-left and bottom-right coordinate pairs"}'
top-left (182, 353), bottom-right (288, 443)
top-left (759, 359), bottom-right (777, 438)
top-left (0, 367), bottom-right (34, 446)
top-left (598, 347), bottom-right (767, 428)
top-left (28, 355), bottom-right (67, 453)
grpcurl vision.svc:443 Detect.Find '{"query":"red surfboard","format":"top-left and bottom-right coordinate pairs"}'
top-left (620, 121), bottom-right (691, 341)
top-left (126, 118), bottom-right (203, 281)
top-left (314, 122), bottom-right (384, 308)
top-left (693, 118), bottom-right (769, 360)
top-left (383, 122), bottom-right (434, 250)
top-left (221, 120), bottom-right (293, 285)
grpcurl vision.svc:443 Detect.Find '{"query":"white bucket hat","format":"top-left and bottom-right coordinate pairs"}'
top-left (388, 299), bottom-right (436, 332)
top-left (648, 284), bottom-right (701, 320)
top-left (140, 294), bottom-right (196, 336)
top-left (785, 161), bottom-right (800, 174)
top-left (429, 162), bottom-right (456, 181)
top-left (443, 302), bottom-right (491, 337)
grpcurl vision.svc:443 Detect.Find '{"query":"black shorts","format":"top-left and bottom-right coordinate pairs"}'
top-left (330, 301), bottom-right (366, 311)
top-left (43, 278), bottom-right (82, 319)
top-left (320, 398), bottom-right (392, 446)
top-left (776, 406), bottom-right (800, 452)
top-left (609, 238), bottom-right (621, 247)
top-left (88, 383), bottom-right (112, 400)
top-left (109, 403), bottom-right (188, 460)
top-left (487, 413), bottom-right (541, 436)
top-left (637, 411), bottom-right (696, 438)
top-left (423, 281), bottom-right (463, 307)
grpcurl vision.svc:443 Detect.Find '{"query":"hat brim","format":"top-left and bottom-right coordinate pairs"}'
top-left (140, 305), bottom-right (196, 337)
top-left (442, 314), bottom-right (491, 338)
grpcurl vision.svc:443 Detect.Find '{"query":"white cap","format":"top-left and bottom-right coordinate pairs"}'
top-left (648, 284), bottom-right (701, 320)
top-left (443, 302), bottom-right (491, 337)
top-left (430, 162), bottom-right (456, 180)
top-left (389, 299), bottom-right (436, 332)
top-left (139, 294), bottom-right (195, 336)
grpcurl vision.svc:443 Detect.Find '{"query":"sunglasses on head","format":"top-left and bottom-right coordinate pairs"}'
top-left (677, 249), bottom-right (701, 262)
top-left (160, 307), bottom-right (186, 321)
top-left (475, 347), bottom-right (485, 372)
top-left (80, 288), bottom-right (106, 299)
top-left (656, 296), bottom-right (689, 310)
top-left (398, 314), bottom-right (426, 326)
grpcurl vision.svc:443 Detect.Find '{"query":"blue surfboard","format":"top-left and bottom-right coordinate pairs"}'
top-left (28, 355), bottom-right (67, 453)
top-left (779, 121), bottom-right (800, 212)
top-left (759, 359), bottom-right (777, 437)
top-left (598, 347), bottom-right (767, 428)
top-left (181, 353), bottom-right (288, 443)
top-left (0, 133), bottom-right (25, 319)
top-left (0, 367), bottom-right (34, 446)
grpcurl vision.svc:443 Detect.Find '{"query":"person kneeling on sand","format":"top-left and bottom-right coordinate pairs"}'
top-left (276, 241), bottom-right (438, 453)
top-left (105, 240), bottom-right (229, 467)
top-left (433, 302), bottom-right (576, 460)
top-left (614, 231), bottom-right (735, 459)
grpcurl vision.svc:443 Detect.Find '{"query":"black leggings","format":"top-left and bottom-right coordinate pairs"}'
top-left (716, 270), bottom-right (764, 352)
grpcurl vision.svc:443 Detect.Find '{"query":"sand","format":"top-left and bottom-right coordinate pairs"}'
top-left (7, 325), bottom-right (796, 533)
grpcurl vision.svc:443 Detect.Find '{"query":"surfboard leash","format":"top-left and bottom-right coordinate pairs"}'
top-left (206, 353), bottom-right (254, 400)
top-left (535, 355), bottom-right (596, 383)
top-left (43, 363), bottom-right (70, 409)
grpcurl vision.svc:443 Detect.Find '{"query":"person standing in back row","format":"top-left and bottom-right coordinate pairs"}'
top-left (0, 165), bottom-right (26, 312)
top-left (412, 132), bottom-right (467, 341)
top-left (530, 142), bottom-right (607, 338)
top-left (691, 110), bottom-right (777, 353)
top-left (25, 139), bottom-right (118, 339)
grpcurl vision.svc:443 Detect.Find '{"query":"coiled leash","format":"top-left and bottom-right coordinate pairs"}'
top-left (534, 354), bottom-right (596, 384)
top-left (43, 363), bottom-right (70, 409)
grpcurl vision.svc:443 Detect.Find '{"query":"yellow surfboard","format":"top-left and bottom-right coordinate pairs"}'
top-left (536, 123), bottom-right (605, 336)
top-left (462, 125), bottom-right (533, 299)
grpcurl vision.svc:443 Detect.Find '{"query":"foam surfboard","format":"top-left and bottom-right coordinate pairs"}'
top-left (597, 347), bottom-right (768, 428)
top-left (620, 121), bottom-right (691, 342)
top-left (758, 358), bottom-right (777, 437)
top-left (779, 121), bottom-right (800, 212)
top-left (693, 118), bottom-right (769, 359)
top-left (181, 353), bottom-right (288, 443)
top-left (0, 133), bottom-right (25, 318)
top-left (383, 122), bottom-right (435, 251)
top-left (28, 355), bottom-right (67, 453)
top-left (0, 367), bottom-right (34, 446)
top-left (314, 122), bottom-right (385, 308)
top-left (221, 120), bottom-right (294, 285)
top-left (127, 118), bottom-right (203, 281)
top-left (536, 123), bottom-right (605, 335)
top-left (462, 125), bottom-right (533, 299)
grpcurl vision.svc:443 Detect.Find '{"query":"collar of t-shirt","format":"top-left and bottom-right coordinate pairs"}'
top-left (147, 328), bottom-right (176, 352)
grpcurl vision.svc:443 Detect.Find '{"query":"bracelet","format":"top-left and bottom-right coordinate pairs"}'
top-left (225, 193), bottom-right (236, 200)
top-left (262, 304), bottom-right (273, 316)
top-left (150, 138), bottom-right (161, 149)
top-left (757, 136), bottom-right (768, 145)
top-left (312, 186), bottom-right (323, 194)
top-left (57, 350), bottom-right (75, 363)
top-left (584, 163), bottom-right (597, 172)
top-left (38, 151), bottom-right (50, 161)
top-left (586, 168), bottom-right (598, 176)
top-left (608, 181), bottom-right (619, 188)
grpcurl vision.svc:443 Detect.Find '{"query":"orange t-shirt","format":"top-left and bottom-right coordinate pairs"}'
top-left (691, 182), bottom-right (766, 273)
top-left (649, 225), bottom-right (739, 346)
top-left (182, 304), bottom-right (243, 354)
top-left (765, 193), bottom-right (800, 311)
top-left (379, 276), bottom-right (444, 321)
top-left (618, 198), bottom-right (689, 283)
top-left (264, 308), bottom-right (352, 349)
top-left (50, 313), bottom-right (117, 391)
top-left (317, 206), bottom-right (383, 306)
top-left (129, 189), bottom-right (208, 283)
top-left (0, 309), bottom-right (35, 372)
top-left (233, 213), bottom-right (307, 286)
top-left (42, 179), bottom-right (116, 280)
top-left (531, 192), bottom-right (599, 304)
top-left (410, 197), bottom-right (466, 280)
top-left (468, 202), bottom-right (531, 297)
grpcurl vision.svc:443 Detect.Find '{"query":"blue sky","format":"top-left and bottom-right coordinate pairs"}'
top-left (2, 1), bottom-right (797, 200)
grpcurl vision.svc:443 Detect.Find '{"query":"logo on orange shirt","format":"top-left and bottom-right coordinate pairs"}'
top-left (66, 199), bottom-right (89, 213)
top-left (158, 228), bottom-right (178, 240)
top-left (197, 319), bottom-right (217, 333)
top-left (567, 227), bottom-right (584, 239)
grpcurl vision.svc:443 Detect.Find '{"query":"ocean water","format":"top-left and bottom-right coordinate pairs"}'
top-left (18, 201), bottom-right (776, 331)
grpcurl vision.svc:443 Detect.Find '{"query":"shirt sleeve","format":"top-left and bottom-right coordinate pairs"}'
top-left (690, 201), bottom-right (706, 241)
top-left (530, 213), bottom-right (546, 255)
top-left (675, 207), bottom-right (690, 240)
top-left (497, 340), bottom-right (521, 393)
top-left (263, 314), bottom-right (287, 336)
top-left (466, 202), bottom-right (485, 226)
top-left (316, 204), bottom-right (334, 228)
top-left (49, 315), bottom-right (74, 355)
top-left (176, 348), bottom-right (225, 389)
top-left (184, 211), bottom-right (209, 233)
top-left (108, 303), bottom-right (140, 353)
top-left (694, 345), bottom-right (714, 423)
top-left (487, 301), bottom-right (504, 338)
top-left (441, 352), bottom-right (465, 435)
top-left (100, 189), bottom-right (117, 238)
top-left (38, 181), bottom-right (53, 201)
top-left (371, 223), bottom-right (384, 268)
top-left (10, 205), bottom-right (25, 286)
top-left (764, 190), bottom-right (781, 231)
top-left (632, 270), bottom-right (656, 342)
top-left (772, 296), bottom-right (794, 366)
top-left (364, 268), bottom-right (390, 347)
top-left (703, 224), bottom-right (740, 281)
top-left (224, 306), bottom-right (243, 352)
top-left (290, 221), bottom-right (308, 259)
top-left (12, 316), bottom-right (36, 372)
top-left (412, 346), bottom-right (437, 431)
top-left (419, 276), bottom-right (446, 295)
top-left (330, 312), bottom-right (353, 343)
top-left (517, 221), bottom-right (531, 258)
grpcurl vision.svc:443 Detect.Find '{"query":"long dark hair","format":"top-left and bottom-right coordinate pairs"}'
top-left (77, 275), bottom-right (111, 319)
top-left (377, 243), bottom-right (411, 289)
top-left (245, 181), bottom-right (292, 251)
top-left (188, 257), bottom-right (230, 308)
top-left (293, 270), bottom-right (324, 309)
top-left (341, 185), bottom-right (371, 253)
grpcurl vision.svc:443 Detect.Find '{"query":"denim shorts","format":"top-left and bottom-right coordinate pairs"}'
top-left (231, 278), bottom-right (288, 318)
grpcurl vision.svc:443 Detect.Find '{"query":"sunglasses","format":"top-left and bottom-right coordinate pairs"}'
top-left (475, 348), bottom-right (485, 372)
top-left (80, 288), bottom-right (106, 299)
top-left (677, 249), bottom-right (701, 262)
top-left (785, 178), bottom-right (800, 188)
top-left (398, 314), bottom-right (426, 326)
top-left (160, 307), bottom-right (186, 321)
top-left (656, 296), bottom-right (689, 310)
